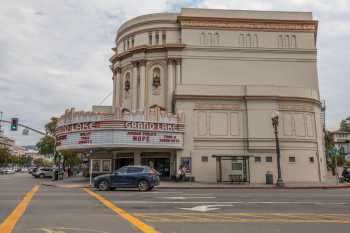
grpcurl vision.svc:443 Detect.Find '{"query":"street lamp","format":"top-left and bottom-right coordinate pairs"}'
top-left (272, 110), bottom-right (285, 187)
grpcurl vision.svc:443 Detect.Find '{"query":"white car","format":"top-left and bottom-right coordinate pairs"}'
top-left (3, 168), bottom-right (16, 174)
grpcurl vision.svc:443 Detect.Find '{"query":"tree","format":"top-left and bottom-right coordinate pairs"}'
top-left (0, 148), bottom-right (11, 167)
top-left (33, 158), bottom-right (53, 167)
top-left (324, 130), bottom-right (335, 154)
top-left (36, 117), bottom-right (58, 160)
top-left (340, 117), bottom-right (350, 132)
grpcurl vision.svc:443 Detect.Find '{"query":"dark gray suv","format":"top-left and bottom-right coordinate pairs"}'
top-left (93, 166), bottom-right (160, 191)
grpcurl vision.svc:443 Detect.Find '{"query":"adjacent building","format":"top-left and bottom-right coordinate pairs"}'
top-left (56, 8), bottom-right (326, 183)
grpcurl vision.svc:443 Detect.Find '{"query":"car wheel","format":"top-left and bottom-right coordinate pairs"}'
top-left (137, 180), bottom-right (149, 192)
top-left (39, 174), bottom-right (45, 178)
top-left (98, 180), bottom-right (110, 191)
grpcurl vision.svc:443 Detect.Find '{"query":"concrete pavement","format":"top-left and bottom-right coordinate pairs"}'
top-left (1, 173), bottom-right (350, 233)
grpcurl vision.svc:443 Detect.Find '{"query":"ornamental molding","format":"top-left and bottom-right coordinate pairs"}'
top-left (178, 17), bottom-right (317, 33)
top-left (278, 103), bottom-right (314, 112)
top-left (194, 102), bottom-right (241, 110)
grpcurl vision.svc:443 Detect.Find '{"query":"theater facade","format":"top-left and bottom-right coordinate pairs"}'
top-left (56, 8), bottom-right (327, 183)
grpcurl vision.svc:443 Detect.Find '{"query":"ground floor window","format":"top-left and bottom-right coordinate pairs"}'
top-left (91, 159), bottom-right (112, 173)
top-left (214, 155), bottom-right (250, 183)
top-left (141, 152), bottom-right (172, 178)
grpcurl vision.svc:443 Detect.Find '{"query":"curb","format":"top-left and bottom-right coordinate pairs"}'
top-left (41, 182), bottom-right (350, 190)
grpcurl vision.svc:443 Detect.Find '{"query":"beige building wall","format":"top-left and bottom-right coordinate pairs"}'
top-left (110, 8), bottom-right (326, 183)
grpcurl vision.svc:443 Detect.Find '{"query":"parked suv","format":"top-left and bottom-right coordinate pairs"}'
top-left (94, 166), bottom-right (160, 191)
top-left (33, 167), bottom-right (53, 178)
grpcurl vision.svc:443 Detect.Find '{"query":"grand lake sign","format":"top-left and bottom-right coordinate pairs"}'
top-left (56, 108), bottom-right (184, 151)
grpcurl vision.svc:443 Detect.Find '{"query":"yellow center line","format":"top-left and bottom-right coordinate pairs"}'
top-left (0, 185), bottom-right (40, 233)
top-left (83, 188), bottom-right (160, 233)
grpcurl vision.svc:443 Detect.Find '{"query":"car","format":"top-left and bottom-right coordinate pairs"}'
top-left (33, 167), bottom-right (53, 178)
top-left (21, 168), bottom-right (28, 172)
top-left (93, 165), bottom-right (160, 192)
top-left (30, 167), bottom-right (38, 175)
top-left (2, 168), bottom-right (16, 174)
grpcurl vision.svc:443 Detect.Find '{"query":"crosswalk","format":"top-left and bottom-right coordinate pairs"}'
top-left (134, 212), bottom-right (350, 224)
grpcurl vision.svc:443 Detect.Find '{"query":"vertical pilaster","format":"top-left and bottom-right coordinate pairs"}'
top-left (112, 67), bottom-right (116, 112)
top-left (175, 59), bottom-right (181, 85)
top-left (167, 59), bottom-right (175, 112)
top-left (132, 62), bottom-right (138, 113)
top-left (138, 60), bottom-right (146, 113)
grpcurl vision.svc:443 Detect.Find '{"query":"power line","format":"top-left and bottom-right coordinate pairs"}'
top-left (98, 91), bottom-right (113, 105)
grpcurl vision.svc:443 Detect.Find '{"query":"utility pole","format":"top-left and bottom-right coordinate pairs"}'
top-left (0, 118), bottom-right (60, 180)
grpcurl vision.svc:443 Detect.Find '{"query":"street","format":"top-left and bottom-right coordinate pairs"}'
top-left (1, 173), bottom-right (350, 233)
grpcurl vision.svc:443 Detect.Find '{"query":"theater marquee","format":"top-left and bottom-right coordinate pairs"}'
top-left (56, 119), bottom-right (184, 150)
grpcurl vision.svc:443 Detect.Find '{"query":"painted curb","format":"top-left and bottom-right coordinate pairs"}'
top-left (41, 182), bottom-right (350, 190)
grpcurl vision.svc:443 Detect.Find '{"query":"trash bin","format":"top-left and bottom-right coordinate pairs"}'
top-left (265, 171), bottom-right (273, 184)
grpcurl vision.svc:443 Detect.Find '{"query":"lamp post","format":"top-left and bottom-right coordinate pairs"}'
top-left (272, 111), bottom-right (285, 187)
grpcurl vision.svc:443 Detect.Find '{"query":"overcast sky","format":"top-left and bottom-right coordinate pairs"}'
top-left (1, 0), bottom-right (349, 146)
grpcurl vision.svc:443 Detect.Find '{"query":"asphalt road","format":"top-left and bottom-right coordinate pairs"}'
top-left (1, 173), bottom-right (350, 233)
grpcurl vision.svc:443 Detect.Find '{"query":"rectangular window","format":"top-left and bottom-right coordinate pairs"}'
top-left (232, 163), bottom-right (242, 171)
top-left (123, 40), bottom-right (126, 51)
top-left (162, 32), bottom-right (166, 44)
top-left (127, 39), bottom-right (130, 49)
top-left (92, 160), bottom-right (101, 172)
top-left (289, 156), bottom-right (296, 163)
top-left (149, 33), bottom-right (153, 45)
top-left (201, 156), bottom-right (208, 162)
top-left (309, 157), bottom-right (314, 163)
top-left (254, 156), bottom-right (261, 162)
top-left (131, 37), bottom-right (135, 47)
top-left (265, 156), bottom-right (272, 162)
top-left (102, 160), bottom-right (111, 172)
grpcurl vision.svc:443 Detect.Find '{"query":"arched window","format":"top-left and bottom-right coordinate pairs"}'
top-left (214, 32), bottom-right (220, 45)
top-left (208, 32), bottom-right (213, 45)
top-left (291, 35), bottom-right (297, 48)
top-left (285, 35), bottom-right (290, 48)
top-left (253, 34), bottom-right (258, 48)
top-left (152, 68), bottom-right (161, 88)
top-left (200, 32), bottom-right (206, 45)
top-left (239, 34), bottom-right (244, 47)
top-left (246, 34), bottom-right (251, 48)
top-left (278, 35), bottom-right (283, 48)
top-left (124, 73), bottom-right (130, 91)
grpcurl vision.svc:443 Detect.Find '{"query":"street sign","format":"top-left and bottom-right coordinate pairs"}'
top-left (22, 128), bottom-right (29, 135)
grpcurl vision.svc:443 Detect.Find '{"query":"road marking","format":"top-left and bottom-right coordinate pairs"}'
top-left (134, 212), bottom-right (350, 224)
top-left (114, 201), bottom-right (242, 204)
top-left (84, 188), bottom-right (159, 233)
top-left (112, 200), bottom-right (347, 205)
top-left (0, 185), bottom-right (40, 233)
top-left (179, 205), bottom-right (233, 212)
top-left (159, 196), bottom-right (216, 200)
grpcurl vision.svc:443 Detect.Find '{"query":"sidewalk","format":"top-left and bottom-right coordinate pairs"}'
top-left (41, 176), bottom-right (350, 190)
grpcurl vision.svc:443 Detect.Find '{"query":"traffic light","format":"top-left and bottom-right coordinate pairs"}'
top-left (11, 118), bottom-right (18, 131)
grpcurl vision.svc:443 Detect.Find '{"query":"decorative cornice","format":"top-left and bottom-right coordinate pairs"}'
top-left (174, 94), bottom-right (320, 105)
top-left (110, 44), bottom-right (185, 63)
top-left (117, 19), bottom-right (178, 40)
top-left (117, 26), bottom-right (179, 44)
top-left (177, 16), bottom-right (318, 34)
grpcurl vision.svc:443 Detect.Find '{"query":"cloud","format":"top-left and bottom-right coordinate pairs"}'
top-left (0, 0), bottom-right (349, 145)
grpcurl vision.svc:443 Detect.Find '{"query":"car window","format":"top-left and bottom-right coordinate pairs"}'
top-left (127, 167), bottom-right (144, 173)
top-left (116, 167), bottom-right (127, 174)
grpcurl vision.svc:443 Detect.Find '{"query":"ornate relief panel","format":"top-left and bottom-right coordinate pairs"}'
top-left (194, 108), bottom-right (241, 138)
top-left (281, 111), bottom-right (315, 138)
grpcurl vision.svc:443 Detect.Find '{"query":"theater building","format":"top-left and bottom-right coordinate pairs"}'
top-left (56, 8), bottom-right (327, 183)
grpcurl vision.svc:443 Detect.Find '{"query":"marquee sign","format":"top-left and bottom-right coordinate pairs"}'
top-left (56, 119), bottom-right (184, 150)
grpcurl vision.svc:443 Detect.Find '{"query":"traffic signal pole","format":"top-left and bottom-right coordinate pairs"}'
top-left (0, 119), bottom-right (59, 180)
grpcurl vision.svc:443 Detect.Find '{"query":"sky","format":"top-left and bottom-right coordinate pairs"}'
top-left (0, 0), bottom-right (349, 146)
